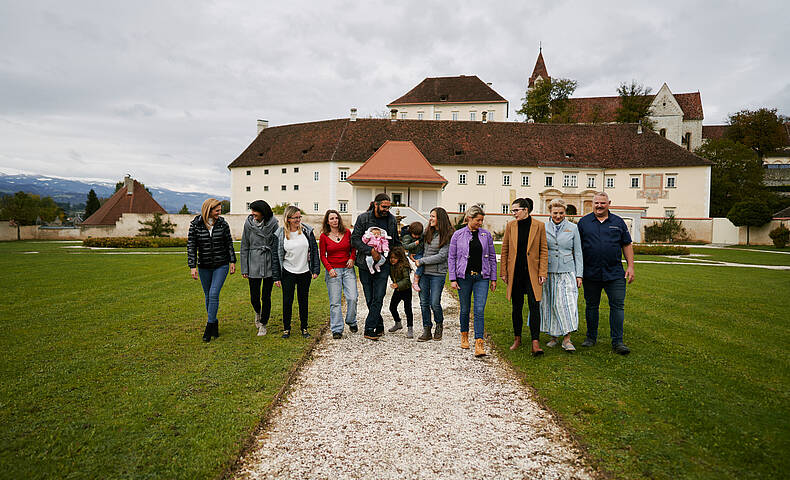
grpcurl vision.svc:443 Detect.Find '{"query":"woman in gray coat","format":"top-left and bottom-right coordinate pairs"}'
top-left (414, 207), bottom-right (453, 342)
top-left (540, 199), bottom-right (583, 351)
top-left (241, 200), bottom-right (281, 336)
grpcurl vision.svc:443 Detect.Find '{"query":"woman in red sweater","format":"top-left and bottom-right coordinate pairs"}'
top-left (319, 210), bottom-right (358, 339)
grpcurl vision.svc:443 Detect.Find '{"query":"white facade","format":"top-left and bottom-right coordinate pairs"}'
top-left (650, 84), bottom-right (703, 151)
top-left (231, 161), bottom-right (711, 219)
top-left (388, 102), bottom-right (508, 122)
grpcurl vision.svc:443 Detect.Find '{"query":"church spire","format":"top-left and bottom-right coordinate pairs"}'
top-left (528, 47), bottom-right (550, 89)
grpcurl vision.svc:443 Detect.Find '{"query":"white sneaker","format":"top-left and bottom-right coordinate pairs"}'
top-left (257, 325), bottom-right (267, 336)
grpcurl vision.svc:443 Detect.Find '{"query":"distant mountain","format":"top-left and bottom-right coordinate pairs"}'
top-left (0, 173), bottom-right (228, 214)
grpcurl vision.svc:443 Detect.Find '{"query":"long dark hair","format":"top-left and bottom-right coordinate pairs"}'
top-left (321, 209), bottom-right (347, 235)
top-left (249, 200), bottom-right (273, 222)
top-left (389, 246), bottom-right (411, 272)
top-left (425, 207), bottom-right (453, 248)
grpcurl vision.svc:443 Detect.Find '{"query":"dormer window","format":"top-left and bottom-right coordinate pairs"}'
top-left (565, 153), bottom-right (574, 158)
top-left (439, 95), bottom-right (448, 101)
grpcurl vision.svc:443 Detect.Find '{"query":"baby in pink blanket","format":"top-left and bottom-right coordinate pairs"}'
top-left (362, 226), bottom-right (391, 273)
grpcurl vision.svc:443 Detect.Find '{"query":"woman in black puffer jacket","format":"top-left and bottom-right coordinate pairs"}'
top-left (187, 198), bottom-right (237, 342)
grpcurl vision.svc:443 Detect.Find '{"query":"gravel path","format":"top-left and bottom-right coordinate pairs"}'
top-left (236, 279), bottom-right (597, 480)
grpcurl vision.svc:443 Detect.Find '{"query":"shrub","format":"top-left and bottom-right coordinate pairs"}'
top-left (138, 212), bottom-right (176, 237)
top-left (769, 224), bottom-right (789, 248)
top-left (727, 200), bottom-right (772, 245)
top-left (633, 244), bottom-right (690, 255)
top-left (271, 203), bottom-right (304, 215)
top-left (644, 216), bottom-right (688, 243)
top-left (83, 237), bottom-right (187, 248)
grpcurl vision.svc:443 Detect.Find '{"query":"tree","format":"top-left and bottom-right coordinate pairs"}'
top-left (220, 200), bottom-right (231, 214)
top-left (615, 81), bottom-right (654, 130)
top-left (695, 139), bottom-right (766, 217)
top-left (178, 204), bottom-right (190, 214)
top-left (85, 189), bottom-right (101, 218)
top-left (517, 77), bottom-right (577, 123)
top-left (0, 191), bottom-right (64, 225)
top-left (726, 108), bottom-right (786, 159)
top-left (138, 212), bottom-right (176, 237)
top-left (727, 200), bottom-right (772, 245)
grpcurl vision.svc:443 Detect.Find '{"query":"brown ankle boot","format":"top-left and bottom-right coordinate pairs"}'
top-left (460, 332), bottom-right (470, 349)
top-left (509, 336), bottom-right (521, 350)
top-left (475, 338), bottom-right (486, 357)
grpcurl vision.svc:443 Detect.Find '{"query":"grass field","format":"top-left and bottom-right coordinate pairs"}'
top-left (482, 261), bottom-right (790, 479)
top-left (2, 240), bottom-right (789, 479)
top-left (0, 241), bottom-right (328, 479)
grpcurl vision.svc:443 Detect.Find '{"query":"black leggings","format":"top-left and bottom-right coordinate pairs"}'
top-left (512, 279), bottom-right (541, 341)
top-left (281, 270), bottom-right (311, 331)
top-left (389, 289), bottom-right (413, 327)
top-left (248, 277), bottom-right (274, 324)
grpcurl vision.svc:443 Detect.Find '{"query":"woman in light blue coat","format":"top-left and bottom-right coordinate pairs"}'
top-left (540, 198), bottom-right (583, 351)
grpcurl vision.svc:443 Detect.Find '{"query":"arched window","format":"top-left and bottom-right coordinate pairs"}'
top-left (659, 128), bottom-right (666, 137)
top-left (566, 204), bottom-right (578, 215)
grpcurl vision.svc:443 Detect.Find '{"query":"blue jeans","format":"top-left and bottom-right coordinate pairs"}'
top-left (457, 274), bottom-right (489, 339)
top-left (325, 267), bottom-right (358, 333)
top-left (198, 264), bottom-right (229, 324)
top-left (583, 277), bottom-right (626, 345)
top-left (413, 252), bottom-right (424, 277)
top-left (419, 274), bottom-right (445, 328)
top-left (359, 262), bottom-right (390, 335)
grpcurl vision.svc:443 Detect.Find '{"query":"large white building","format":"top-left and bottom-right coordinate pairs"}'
top-left (228, 115), bottom-right (712, 228)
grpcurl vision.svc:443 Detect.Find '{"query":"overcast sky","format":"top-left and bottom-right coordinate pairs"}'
top-left (1, 0), bottom-right (788, 195)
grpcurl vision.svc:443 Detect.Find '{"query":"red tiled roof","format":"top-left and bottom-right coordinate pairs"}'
top-left (528, 51), bottom-right (551, 88)
top-left (567, 92), bottom-right (704, 123)
top-left (388, 75), bottom-right (507, 105)
top-left (702, 125), bottom-right (728, 140)
top-left (228, 119), bottom-right (711, 171)
top-left (82, 179), bottom-right (167, 225)
top-left (347, 140), bottom-right (447, 184)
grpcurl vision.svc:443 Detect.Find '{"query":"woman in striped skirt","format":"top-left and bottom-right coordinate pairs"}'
top-left (541, 198), bottom-right (583, 351)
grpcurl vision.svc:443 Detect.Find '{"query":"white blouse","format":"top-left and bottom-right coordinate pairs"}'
top-left (283, 231), bottom-right (309, 274)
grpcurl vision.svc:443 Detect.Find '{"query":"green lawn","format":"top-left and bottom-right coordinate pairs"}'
top-left (483, 263), bottom-right (790, 479)
top-left (0, 241), bottom-right (328, 479)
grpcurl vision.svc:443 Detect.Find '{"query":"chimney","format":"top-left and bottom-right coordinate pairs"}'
top-left (257, 119), bottom-right (269, 134)
top-left (637, 120), bottom-right (643, 134)
top-left (481, 111), bottom-right (488, 123)
top-left (123, 175), bottom-right (134, 195)
top-left (390, 109), bottom-right (398, 122)
top-left (350, 108), bottom-right (357, 122)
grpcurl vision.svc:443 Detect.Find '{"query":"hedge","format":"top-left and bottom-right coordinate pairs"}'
top-left (633, 244), bottom-right (690, 255)
top-left (83, 237), bottom-right (187, 248)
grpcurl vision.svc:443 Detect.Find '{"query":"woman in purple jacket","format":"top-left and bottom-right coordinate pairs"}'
top-left (448, 205), bottom-right (497, 357)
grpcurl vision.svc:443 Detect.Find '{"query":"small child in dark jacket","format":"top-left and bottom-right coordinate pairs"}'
top-left (387, 246), bottom-right (414, 338)
top-left (401, 221), bottom-right (424, 292)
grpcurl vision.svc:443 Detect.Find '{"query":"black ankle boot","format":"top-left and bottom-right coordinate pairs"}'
top-left (211, 322), bottom-right (219, 338)
top-left (202, 324), bottom-right (212, 342)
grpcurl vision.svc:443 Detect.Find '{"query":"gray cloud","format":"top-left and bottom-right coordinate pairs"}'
top-left (0, 0), bottom-right (788, 194)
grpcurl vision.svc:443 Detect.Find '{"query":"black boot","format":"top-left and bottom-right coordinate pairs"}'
top-left (202, 323), bottom-right (212, 342)
top-left (211, 321), bottom-right (219, 338)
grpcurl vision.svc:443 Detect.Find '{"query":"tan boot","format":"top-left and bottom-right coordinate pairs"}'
top-left (509, 336), bottom-right (521, 351)
top-left (475, 338), bottom-right (487, 357)
top-left (460, 332), bottom-right (470, 349)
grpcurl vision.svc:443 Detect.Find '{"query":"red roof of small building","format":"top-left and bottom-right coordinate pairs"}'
top-left (229, 118), bottom-right (711, 171)
top-left (388, 75), bottom-right (507, 105)
top-left (347, 140), bottom-right (447, 184)
top-left (82, 179), bottom-right (167, 225)
top-left (702, 125), bottom-right (728, 140)
top-left (528, 51), bottom-right (551, 88)
top-left (567, 92), bottom-right (704, 122)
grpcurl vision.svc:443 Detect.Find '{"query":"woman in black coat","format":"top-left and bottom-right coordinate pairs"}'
top-left (187, 198), bottom-right (236, 342)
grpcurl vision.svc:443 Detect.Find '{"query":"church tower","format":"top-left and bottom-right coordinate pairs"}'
top-left (528, 46), bottom-right (551, 89)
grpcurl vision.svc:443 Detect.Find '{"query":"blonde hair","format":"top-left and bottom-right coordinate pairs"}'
top-left (201, 198), bottom-right (221, 229)
top-left (548, 198), bottom-right (567, 211)
top-left (466, 205), bottom-right (485, 220)
top-left (283, 205), bottom-right (302, 240)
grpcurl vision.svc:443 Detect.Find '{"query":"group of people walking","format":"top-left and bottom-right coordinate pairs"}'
top-left (186, 191), bottom-right (634, 356)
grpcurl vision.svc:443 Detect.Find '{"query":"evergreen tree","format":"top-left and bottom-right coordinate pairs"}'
top-left (85, 189), bottom-right (101, 218)
top-left (178, 204), bottom-right (190, 214)
top-left (138, 212), bottom-right (176, 237)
